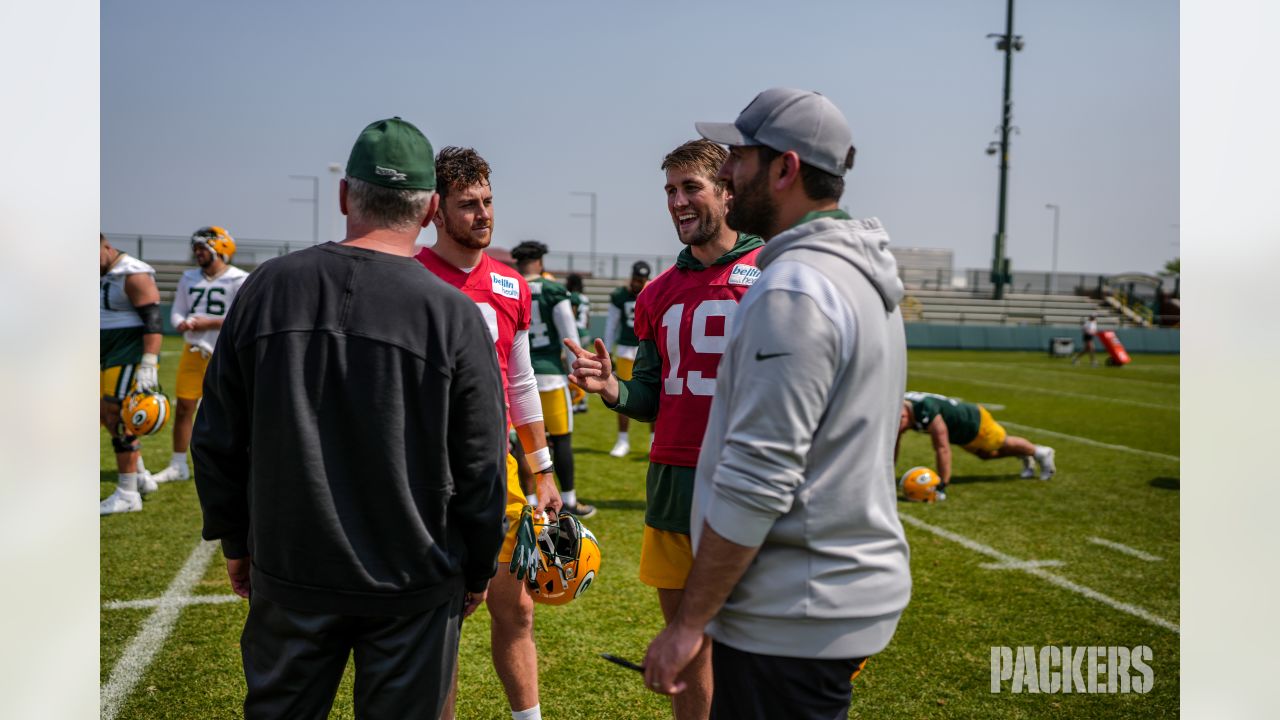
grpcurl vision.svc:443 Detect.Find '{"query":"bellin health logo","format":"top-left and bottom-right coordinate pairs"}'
top-left (990, 646), bottom-right (1153, 694)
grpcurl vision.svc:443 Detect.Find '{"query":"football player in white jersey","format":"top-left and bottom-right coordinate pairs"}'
top-left (151, 227), bottom-right (249, 483)
top-left (100, 233), bottom-right (164, 515)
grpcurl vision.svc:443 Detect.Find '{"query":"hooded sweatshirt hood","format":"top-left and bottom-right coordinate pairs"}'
top-left (758, 216), bottom-right (904, 312)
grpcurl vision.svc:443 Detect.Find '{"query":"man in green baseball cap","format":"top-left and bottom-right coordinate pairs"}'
top-left (345, 116), bottom-right (437, 191)
top-left (195, 117), bottom-right (508, 719)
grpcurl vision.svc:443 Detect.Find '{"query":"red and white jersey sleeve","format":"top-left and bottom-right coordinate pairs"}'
top-left (415, 247), bottom-right (531, 407)
top-left (634, 247), bottom-right (763, 467)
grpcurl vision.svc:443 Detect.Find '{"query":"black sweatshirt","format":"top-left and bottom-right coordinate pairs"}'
top-left (193, 242), bottom-right (507, 616)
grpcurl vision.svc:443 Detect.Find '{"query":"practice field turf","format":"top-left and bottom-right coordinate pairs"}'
top-left (101, 340), bottom-right (1179, 718)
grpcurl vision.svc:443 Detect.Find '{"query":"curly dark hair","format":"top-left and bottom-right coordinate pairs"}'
top-left (435, 146), bottom-right (492, 200)
top-left (511, 240), bottom-right (550, 262)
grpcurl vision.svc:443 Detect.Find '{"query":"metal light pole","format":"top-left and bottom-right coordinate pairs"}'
top-left (289, 174), bottom-right (319, 244)
top-left (986, 0), bottom-right (1023, 300)
top-left (570, 191), bottom-right (597, 274)
top-left (1045, 203), bottom-right (1060, 294)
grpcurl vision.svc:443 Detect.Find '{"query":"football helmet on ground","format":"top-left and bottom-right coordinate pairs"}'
top-left (527, 511), bottom-right (601, 606)
top-left (899, 466), bottom-right (942, 503)
top-left (122, 389), bottom-right (170, 436)
top-left (191, 226), bottom-right (236, 261)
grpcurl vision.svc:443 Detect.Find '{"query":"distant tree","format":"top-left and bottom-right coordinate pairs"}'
top-left (1160, 257), bottom-right (1179, 276)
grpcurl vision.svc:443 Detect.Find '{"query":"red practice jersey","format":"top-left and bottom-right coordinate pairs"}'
top-left (633, 247), bottom-right (763, 467)
top-left (416, 247), bottom-right (531, 406)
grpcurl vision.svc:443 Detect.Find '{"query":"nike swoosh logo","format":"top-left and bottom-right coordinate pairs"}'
top-left (755, 350), bottom-right (791, 361)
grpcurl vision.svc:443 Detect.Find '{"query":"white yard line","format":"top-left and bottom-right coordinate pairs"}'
top-left (1000, 421), bottom-right (1179, 463)
top-left (909, 360), bottom-right (1178, 389)
top-left (101, 539), bottom-right (219, 720)
top-left (900, 514), bottom-right (1179, 634)
top-left (1087, 537), bottom-right (1163, 562)
top-left (103, 594), bottom-right (241, 611)
top-left (980, 559), bottom-right (1065, 570)
top-left (908, 370), bottom-right (1177, 411)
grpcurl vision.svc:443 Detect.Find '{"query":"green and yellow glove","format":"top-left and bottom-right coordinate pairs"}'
top-left (508, 504), bottom-right (540, 581)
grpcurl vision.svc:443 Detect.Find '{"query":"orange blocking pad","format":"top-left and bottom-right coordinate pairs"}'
top-left (1098, 330), bottom-right (1131, 365)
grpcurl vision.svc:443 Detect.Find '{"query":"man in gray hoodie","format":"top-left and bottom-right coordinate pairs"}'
top-left (643, 88), bottom-right (912, 720)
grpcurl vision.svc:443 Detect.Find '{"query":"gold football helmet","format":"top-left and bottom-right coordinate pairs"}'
top-left (527, 511), bottom-right (601, 606)
top-left (191, 226), bottom-right (236, 262)
top-left (899, 466), bottom-right (942, 503)
top-left (122, 389), bottom-right (170, 436)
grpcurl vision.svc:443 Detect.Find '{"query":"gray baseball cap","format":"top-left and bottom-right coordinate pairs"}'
top-left (696, 88), bottom-right (855, 177)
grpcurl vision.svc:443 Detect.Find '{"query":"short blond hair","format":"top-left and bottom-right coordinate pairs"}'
top-left (661, 139), bottom-right (728, 191)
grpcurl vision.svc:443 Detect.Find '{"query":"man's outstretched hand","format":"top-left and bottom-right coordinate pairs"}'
top-left (564, 338), bottom-right (619, 403)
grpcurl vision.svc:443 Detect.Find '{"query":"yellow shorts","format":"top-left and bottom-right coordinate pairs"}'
top-left (176, 344), bottom-right (212, 401)
top-left (963, 406), bottom-right (1008, 455)
top-left (100, 364), bottom-right (139, 400)
top-left (498, 452), bottom-right (526, 563)
top-left (539, 386), bottom-right (573, 436)
top-left (639, 526), bottom-right (693, 589)
top-left (615, 356), bottom-right (635, 381)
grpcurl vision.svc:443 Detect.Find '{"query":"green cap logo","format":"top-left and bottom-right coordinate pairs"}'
top-left (346, 117), bottom-right (436, 191)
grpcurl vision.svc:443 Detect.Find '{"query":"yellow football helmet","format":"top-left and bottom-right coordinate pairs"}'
top-left (527, 512), bottom-right (601, 606)
top-left (192, 226), bottom-right (236, 262)
top-left (900, 466), bottom-right (942, 503)
top-left (123, 390), bottom-right (170, 436)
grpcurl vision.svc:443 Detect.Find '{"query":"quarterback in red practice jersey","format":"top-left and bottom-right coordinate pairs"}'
top-left (566, 139), bottom-right (761, 720)
top-left (416, 147), bottom-right (560, 720)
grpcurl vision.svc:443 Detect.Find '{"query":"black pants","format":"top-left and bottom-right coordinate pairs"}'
top-left (241, 593), bottom-right (462, 719)
top-left (710, 640), bottom-right (866, 720)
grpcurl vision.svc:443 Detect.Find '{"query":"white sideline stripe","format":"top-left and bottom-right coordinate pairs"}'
top-left (1000, 421), bottom-right (1179, 463)
top-left (100, 539), bottom-right (219, 720)
top-left (1087, 537), bottom-right (1163, 562)
top-left (980, 559), bottom-right (1064, 570)
top-left (900, 514), bottom-right (1179, 634)
top-left (103, 594), bottom-right (241, 610)
top-left (908, 370), bottom-right (1177, 411)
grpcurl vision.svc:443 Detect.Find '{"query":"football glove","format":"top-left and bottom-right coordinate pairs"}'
top-left (134, 353), bottom-right (159, 392)
top-left (508, 504), bottom-right (540, 581)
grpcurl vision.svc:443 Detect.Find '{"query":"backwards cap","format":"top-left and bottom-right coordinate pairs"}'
top-left (346, 117), bottom-right (436, 191)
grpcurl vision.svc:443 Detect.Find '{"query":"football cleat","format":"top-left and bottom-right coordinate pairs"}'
top-left (899, 466), bottom-right (943, 503)
top-left (609, 438), bottom-right (630, 458)
top-left (1038, 447), bottom-right (1056, 480)
top-left (100, 489), bottom-right (143, 516)
top-left (122, 390), bottom-right (170, 437)
top-left (191, 226), bottom-right (236, 261)
top-left (562, 502), bottom-right (597, 520)
top-left (526, 512), bottom-right (601, 606)
top-left (1020, 456), bottom-right (1036, 479)
top-left (151, 463), bottom-right (190, 483)
top-left (138, 472), bottom-right (158, 496)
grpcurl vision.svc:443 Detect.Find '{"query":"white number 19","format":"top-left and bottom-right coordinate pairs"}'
top-left (661, 299), bottom-right (737, 396)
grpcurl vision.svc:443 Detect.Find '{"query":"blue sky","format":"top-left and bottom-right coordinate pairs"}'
top-left (101, 0), bottom-right (1178, 275)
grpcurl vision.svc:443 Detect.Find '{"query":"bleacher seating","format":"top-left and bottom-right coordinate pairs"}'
top-left (903, 288), bottom-right (1128, 327)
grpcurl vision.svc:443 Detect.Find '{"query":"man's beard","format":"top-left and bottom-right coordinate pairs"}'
top-left (678, 210), bottom-right (724, 248)
top-left (724, 165), bottom-right (776, 238)
top-left (444, 214), bottom-right (492, 250)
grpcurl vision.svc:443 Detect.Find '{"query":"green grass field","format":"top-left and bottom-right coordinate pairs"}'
top-left (101, 339), bottom-right (1178, 718)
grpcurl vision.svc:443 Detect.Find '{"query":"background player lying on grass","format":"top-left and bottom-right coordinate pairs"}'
top-left (896, 391), bottom-right (1056, 494)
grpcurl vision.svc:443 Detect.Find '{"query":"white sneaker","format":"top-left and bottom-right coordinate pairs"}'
top-left (100, 489), bottom-right (143, 515)
top-left (138, 472), bottom-right (158, 496)
top-left (152, 463), bottom-right (190, 483)
top-left (1038, 447), bottom-right (1056, 480)
top-left (1019, 457), bottom-right (1036, 479)
top-left (609, 438), bottom-right (630, 458)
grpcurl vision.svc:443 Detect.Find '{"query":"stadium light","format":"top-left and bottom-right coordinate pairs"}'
top-left (1045, 203), bottom-right (1061, 293)
top-left (289, 174), bottom-right (319, 245)
top-left (986, 0), bottom-right (1024, 300)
